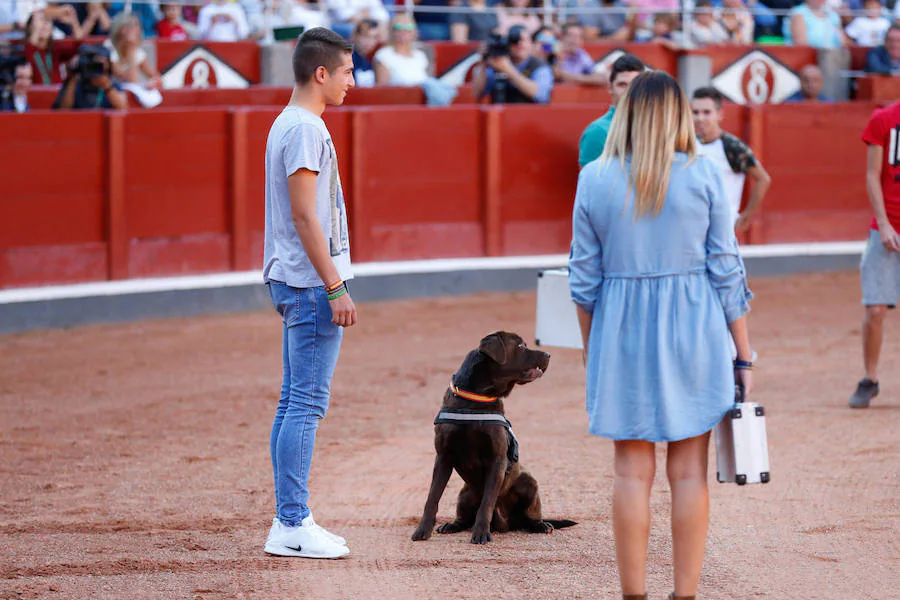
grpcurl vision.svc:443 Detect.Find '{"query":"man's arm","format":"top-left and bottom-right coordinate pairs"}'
top-left (865, 47), bottom-right (891, 75)
top-left (866, 144), bottom-right (900, 251)
top-left (735, 162), bottom-right (771, 232)
top-left (488, 56), bottom-right (539, 100)
top-left (471, 63), bottom-right (488, 99)
top-left (52, 75), bottom-right (78, 109)
top-left (288, 169), bottom-right (358, 325)
top-left (557, 68), bottom-right (607, 86)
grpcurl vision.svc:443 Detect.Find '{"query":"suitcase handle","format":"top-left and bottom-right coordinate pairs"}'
top-left (734, 383), bottom-right (746, 403)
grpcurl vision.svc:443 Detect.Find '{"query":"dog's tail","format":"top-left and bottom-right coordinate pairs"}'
top-left (544, 519), bottom-right (577, 529)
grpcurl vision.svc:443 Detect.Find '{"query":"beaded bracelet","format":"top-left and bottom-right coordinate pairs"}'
top-left (733, 359), bottom-right (754, 371)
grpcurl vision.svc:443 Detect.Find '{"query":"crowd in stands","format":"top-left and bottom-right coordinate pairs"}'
top-left (3, 0), bottom-right (900, 113)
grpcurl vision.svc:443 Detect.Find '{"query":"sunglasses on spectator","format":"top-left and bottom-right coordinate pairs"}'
top-left (393, 23), bottom-right (416, 31)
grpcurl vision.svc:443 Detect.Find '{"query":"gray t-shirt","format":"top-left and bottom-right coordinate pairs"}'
top-left (263, 106), bottom-right (352, 287)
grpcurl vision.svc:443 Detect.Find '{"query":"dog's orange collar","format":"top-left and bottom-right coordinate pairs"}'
top-left (450, 381), bottom-right (498, 403)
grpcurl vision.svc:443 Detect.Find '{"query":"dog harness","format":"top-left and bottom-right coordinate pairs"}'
top-left (434, 408), bottom-right (519, 465)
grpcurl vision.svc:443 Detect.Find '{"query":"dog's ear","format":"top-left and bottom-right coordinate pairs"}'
top-left (478, 332), bottom-right (508, 364)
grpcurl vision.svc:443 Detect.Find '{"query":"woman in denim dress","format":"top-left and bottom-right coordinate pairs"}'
top-left (568, 71), bottom-right (754, 600)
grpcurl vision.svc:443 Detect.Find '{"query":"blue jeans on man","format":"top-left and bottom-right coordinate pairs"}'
top-left (268, 281), bottom-right (343, 527)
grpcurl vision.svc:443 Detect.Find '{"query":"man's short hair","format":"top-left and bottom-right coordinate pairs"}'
top-left (508, 24), bottom-right (528, 45)
top-left (887, 23), bottom-right (900, 37)
top-left (692, 86), bottom-right (724, 109)
top-left (353, 18), bottom-right (379, 38)
top-left (292, 27), bottom-right (353, 85)
top-left (609, 54), bottom-right (645, 86)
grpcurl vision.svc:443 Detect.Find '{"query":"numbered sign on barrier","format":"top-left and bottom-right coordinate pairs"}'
top-left (711, 49), bottom-right (800, 105)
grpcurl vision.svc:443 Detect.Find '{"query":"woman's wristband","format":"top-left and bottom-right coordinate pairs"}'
top-left (733, 359), bottom-right (754, 371)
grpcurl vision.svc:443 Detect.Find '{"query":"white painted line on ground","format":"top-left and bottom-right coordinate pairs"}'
top-left (0, 241), bottom-right (867, 305)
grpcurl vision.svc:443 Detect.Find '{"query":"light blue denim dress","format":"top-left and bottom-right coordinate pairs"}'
top-left (569, 153), bottom-right (753, 443)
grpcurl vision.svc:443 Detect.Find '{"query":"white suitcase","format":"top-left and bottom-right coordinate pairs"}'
top-left (535, 268), bottom-right (583, 350)
top-left (715, 385), bottom-right (771, 485)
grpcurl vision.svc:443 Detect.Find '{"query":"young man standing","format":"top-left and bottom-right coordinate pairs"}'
top-left (262, 27), bottom-right (357, 559)
top-left (849, 101), bottom-right (900, 409)
top-left (691, 87), bottom-right (771, 232)
top-left (577, 53), bottom-right (644, 168)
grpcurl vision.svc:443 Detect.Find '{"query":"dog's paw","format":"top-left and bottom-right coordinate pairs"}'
top-left (411, 521), bottom-right (433, 541)
top-left (535, 521), bottom-right (554, 534)
top-left (436, 521), bottom-right (463, 534)
top-left (470, 527), bottom-right (492, 544)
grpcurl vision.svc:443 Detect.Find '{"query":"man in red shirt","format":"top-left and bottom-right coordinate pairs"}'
top-left (850, 102), bottom-right (900, 408)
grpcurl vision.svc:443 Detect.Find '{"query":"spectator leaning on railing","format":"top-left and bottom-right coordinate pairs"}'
top-left (865, 24), bottom-right (900, 74)
top-left (555, 23), bottom-right (607, 86)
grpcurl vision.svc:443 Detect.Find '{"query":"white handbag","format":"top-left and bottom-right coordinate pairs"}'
top-left (715, 385), bottom-right (771, 485)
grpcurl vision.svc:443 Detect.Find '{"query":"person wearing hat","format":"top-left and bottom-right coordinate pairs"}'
top-left (472, 24), bottom-right (554, 104)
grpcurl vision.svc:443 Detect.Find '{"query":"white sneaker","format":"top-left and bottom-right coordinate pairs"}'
top-left (304, 511), bottom-right (347, 546)
top-left (267, 514), bottom-right (347, 546)
top-left (264, 518), bottom-right (349, 559)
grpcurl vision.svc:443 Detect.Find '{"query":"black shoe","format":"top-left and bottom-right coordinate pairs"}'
top-left (849, 378), bottom-right (879, 409)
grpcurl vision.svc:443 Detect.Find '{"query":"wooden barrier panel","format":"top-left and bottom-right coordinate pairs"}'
top-left (491, 104), bottom-right (604, 256)
top-left (0, 112), bottom-right (107, 287)
top-left (583, 43), bottom-right (678, 75)
top-left (855, 76), bottom-right (900, 103)
top-left (155, 40), bottom-right (262, 85)
top-left (0, 101), bottom-right (886, 289)
top-left (121, 108), bottom-right (232, 277)
top-left (432, 41), bottom-right (482, 78)
top-left (760, 102), bottom-right (877, 243)
top-left (351, 106), bottom-right (485, 261)
top-left (703, 45), bottom-right (818, 76)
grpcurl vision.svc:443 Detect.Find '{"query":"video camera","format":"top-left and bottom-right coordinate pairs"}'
top-left (484, 32), bottom-right (509, 59)
top-left (75, 44), bottom-right (111, 80)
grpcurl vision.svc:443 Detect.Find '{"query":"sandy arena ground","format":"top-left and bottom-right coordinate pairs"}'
top-left (1, 270), bottom-right (898, 600)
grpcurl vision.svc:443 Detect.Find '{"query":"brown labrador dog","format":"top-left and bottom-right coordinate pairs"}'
top-left (411, 331), bottom-right (576, 544)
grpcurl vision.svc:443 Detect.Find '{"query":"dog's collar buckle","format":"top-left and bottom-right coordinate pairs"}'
top-left (450, 381), bottom-right (498, 403)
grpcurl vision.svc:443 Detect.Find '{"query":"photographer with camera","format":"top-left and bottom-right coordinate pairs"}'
top-left (52, 44), bottom-right (127, 110)
top-left (0, 55), bottom-right (32, 113)
top-left (472, 24), bottom-right (554, 104)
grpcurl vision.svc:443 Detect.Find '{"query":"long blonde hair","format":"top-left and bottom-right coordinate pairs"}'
top-left (600, 70), bottom-right (697, 218)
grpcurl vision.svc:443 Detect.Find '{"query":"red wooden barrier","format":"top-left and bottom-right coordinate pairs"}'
top-left (0, 102), bottom-right (883, 289)
top-left (855, 76), bottom-right (900, 103)
top-left (350, 106), bottom-right (485, 262)
top-left (583, 43), bottom-right (678, 75)
top-left (701, 45), bottom-right (818, 76)
top-left (0, 112), bottom-right (107, 288)
top-left (759, 102), bottom-right (877, 243)
top-left (121, 108), bottom-right (232, 277)
top-left (491, 104), bottom-right (603, 256)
